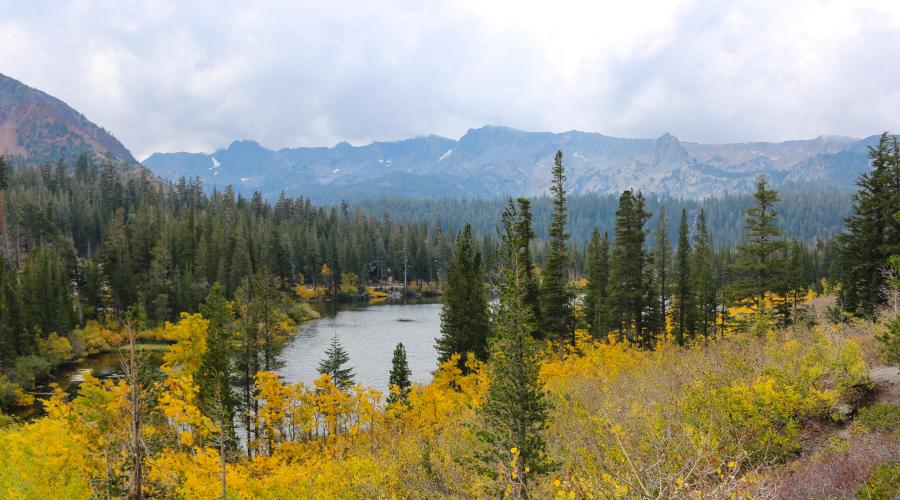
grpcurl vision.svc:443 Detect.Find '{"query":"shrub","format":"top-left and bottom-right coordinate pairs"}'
top-left (36, 332), bottom-right (75, 367)
top-left (876, 314), bottom-right (900, 368)
top-left (284, 302), bottom-right (320, 322)
top-left (857, 461), bottom-right (900, 500)
top-left (540, 328), bottom-right (868, 496)
top-left (10, 355), bottom-right (51, 389)
top-left (68, 321), bottom-right (112, 357)
top-left (0, 374), bottom-right (33, 408)
top-left (856, 404), bottom-right (900, 434)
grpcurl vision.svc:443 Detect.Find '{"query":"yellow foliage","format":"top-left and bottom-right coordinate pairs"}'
top-left (161, 312), bottom-right (209, 377)
top-left (0, 416), bottom-right (93, 499)
top-left (339, 273), bottom-right (360, 294)
top-left (158, 374), bottom-right (214, 447)
top-left (2, 303), bottom-right (875, 499)
top-left (36, 332), bottom-right (74, 366)
top-left (69, 321), bottom-right (113, 355)
top-left (294, 284), bottom-right (326, 300)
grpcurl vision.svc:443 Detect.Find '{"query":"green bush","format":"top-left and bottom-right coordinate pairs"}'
top-left (0, 375), bottom-right (24, 408)
top-left (857, 461), bottom-right (900, 499)
top-left (10, 355), bottom-right (51, 389)
top-left (856, 403), bottom-right (900, 434)
top-left (285, 302), bottom-right (320, 322)
top-left (876, 314), bottom-right (900, 369)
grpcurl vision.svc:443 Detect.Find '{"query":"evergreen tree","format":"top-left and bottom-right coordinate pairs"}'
top-left (498, 198), bottom-right (542, 338)
top-left (672, 208), bottom-right (695, 344)
top-left (513, 198), bottom-right (542, 334)
top-left (387, 342), bottom-right (412, 405)
top-left (774, 239), bottom-right (805, 325)
top-left (0, 155), bottom-right (7, 262)
top-left (692, 209), bottom-right (716, 338)
top-left (584, 229), bottom-right (610, 339)
top-left (839, 132), bottom-right (900, 317)
top-left (0, 155), bottom-right (8, 191)
top-left (318, 335), bottom-right (355, 389)
top-left (197, 283), bottom-right (238, 451)
top-left (651, 207), bottom-right (671, 336)
top-left (540, 151), bottom-right (573, 345)
top-left (436, 224), bottom-right (490, 367)
top-left (728, 176), bottom-right (787, 313)
top-left (476, 207), bottom-right (554, 497)
top-left (608, 191), bottom-right (652, 346)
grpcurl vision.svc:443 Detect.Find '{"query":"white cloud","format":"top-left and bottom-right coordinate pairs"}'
top-left (0, 0), bottom-right (898, 160)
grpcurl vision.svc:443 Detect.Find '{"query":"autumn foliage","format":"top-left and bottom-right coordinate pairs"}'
top-left (0, 305), bottom-right (874, 498)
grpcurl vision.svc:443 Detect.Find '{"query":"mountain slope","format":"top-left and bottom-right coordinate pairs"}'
top-left (144, 126), bottom-right (877, 203)
top-left (0, 73), bottom-right (136, 165)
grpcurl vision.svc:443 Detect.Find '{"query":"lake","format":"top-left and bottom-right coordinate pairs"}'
top-left (19, 299), bottom-right (443, 418)
top-left (282, 300), bottom-right (443, 394)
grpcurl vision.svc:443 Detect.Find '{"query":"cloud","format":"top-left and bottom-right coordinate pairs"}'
top-left (0, 0), bottom-right (898, 159)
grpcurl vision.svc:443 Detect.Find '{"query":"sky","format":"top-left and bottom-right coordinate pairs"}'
top-left (1, 0), bottom-right (899, 160)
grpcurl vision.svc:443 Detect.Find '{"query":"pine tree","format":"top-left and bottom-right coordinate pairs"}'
top-left (839, 132), bottom-right (900, 317)
top-left (728, 176), bottom-right (787, 313)
top-left (540, 151), bottom-right (573, 346)
top-left (672, 208), bottom-right (695, 344)
top-left (0, 155), bottom-right (9, 191)
top-left (608, 191), bottom-right (652, 346)
top-left (692, 209), bottom-right (716, 338)
top-left (513, 198), bottom-right (542, 335)
top-left (197, 283), bottom-right (238, 452)
top-left (585, 229), bottom-right (610, 339)
top-left (233, 277), bottom-right (259, 454)
top-left (476, 208), bottom-right (555, 497)
top-left (651, 207), bottom-right (671, 337)
top-left (318, 335), bottom-right (355, 389)
top-left (499, 198), bottom-right (541, 338)
top-left (436, 224), bottom-right (490, 367)
top-left (0, 155), bottom-right (7, 263)
top-left (387, 342), bottom-right (412, 405)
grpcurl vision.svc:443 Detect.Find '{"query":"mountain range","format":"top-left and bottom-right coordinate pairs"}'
top-left (144, 127), bottom-right (879, 203)
top-left (0, 72), bottom-right (880, 203)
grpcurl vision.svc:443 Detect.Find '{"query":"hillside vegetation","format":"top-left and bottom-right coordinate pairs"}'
top-left (0, 307), bottom-right (892, 498)
top-left (0, 132), bottom-right (897, 498)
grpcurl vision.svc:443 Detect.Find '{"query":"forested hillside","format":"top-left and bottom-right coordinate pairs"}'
top-left (0, 133), bottom-right (897, 498)
top-left (0, 152), bottom-right (458, 409)
top-left (359, 190), bottom-right (852, 248)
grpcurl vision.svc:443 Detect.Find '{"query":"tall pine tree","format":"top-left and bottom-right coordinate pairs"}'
top-left (585, 229), bottom-right (610, 339)
top-left (540, 151), bottom-right (573, 346)
top-left (839, 132), bottom-right (900, 317)
top-left (476, 203), bottom-right (555, 496)
top-left (197, 283), bottom-right (237, 450)
top-left (436, 224), bottom-right (491, 367)
top-left (608, 191), bottom-right (652, 346)
top-left (692, 209), bottom-right (716, 338)
top-left (728, 176), bottom-right (787, 313)
top-left (672, 209), bottom-right (695, 345)
top-left (652, 207), bottom-right (671, 337)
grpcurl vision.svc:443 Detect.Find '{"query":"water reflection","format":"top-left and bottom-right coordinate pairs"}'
top-left (279, 300), bottom-right (442, 394)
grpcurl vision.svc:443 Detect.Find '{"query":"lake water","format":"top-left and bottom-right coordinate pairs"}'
top-left (281, 300), bottom-right (442, 394)
top-left (19, 299), bottom-right (443, 419)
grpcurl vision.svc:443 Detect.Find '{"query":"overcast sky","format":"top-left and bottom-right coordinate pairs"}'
top-left (1, 0), bottom-right (898, 160)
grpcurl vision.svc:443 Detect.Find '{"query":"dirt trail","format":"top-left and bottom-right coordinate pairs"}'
top-left (869, 365), bottom-right (900, 404)
top-left (764, 365), bottom-right (900, 498)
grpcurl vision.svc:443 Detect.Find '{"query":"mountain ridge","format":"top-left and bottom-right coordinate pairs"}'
top-left (144, 125), bottom-right (880, 203)
top-left (0, 73), bottom-right (137, 165)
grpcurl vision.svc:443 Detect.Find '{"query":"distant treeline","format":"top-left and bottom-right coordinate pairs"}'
top-left (357, 191), bottom-right (853, 248)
